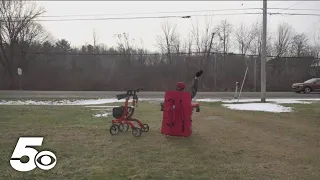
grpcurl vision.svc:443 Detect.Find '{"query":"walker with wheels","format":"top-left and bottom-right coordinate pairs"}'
top-left (109, 89), bottom-right (149, 137)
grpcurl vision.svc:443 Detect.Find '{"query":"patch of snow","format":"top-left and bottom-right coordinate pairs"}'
top-left (94, 113), bottom-right (110, 117)
top-left (196, 98), bottom-right (320, 104)
top-left (85, 106), bottom-right (118, 108)
top-left (222, 99), bottom-right (259, 103)
top-left (0, 98), bottom-right (164, 106)
top-left (0, 98), bottom-right (123, 106)
top-left (73, 99), bottom-right (122, 105)
top-left (91, 108), bottom-right (111, 111)
top-left (139, 98), bottom-right (163, 102)
top-left (269, 99), bottom-right (313, 104)
top-left (195, 98), bottom-right (222, 102)
top-left (0, 97), bottom-right (165, 106)
top-left (222, 103), bottom-right (293, 113)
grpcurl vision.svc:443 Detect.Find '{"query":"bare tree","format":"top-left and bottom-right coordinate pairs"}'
top-left (180, 32), bottom-right (193, 55)
top-left (92, 29), bottom-right (99, 53)
top-left (116, 32), bottom-right (135, 66)
top-left (273, 22), bottom-right (292, 57)
top-left (172, 34), bottom-right (181, 54)
top-left (137, 38), bottom-right (147, 57)
top-left (310, 29), bottom-right (320, 58)
top-left (290, 32), bottom-right (310, 57)
top-left (248, 20), bottom-right (261, 55)
top-left (190, 18), bottom-right (201, 54)
top-left (190, 17), bottom-right (217, 64)
top-left (93, 29), bottom-right (98, 47)
top-left (18, 22), bottom-right (49, 67)
top-left (156, 20), bottom-right (179, 63)
top-left (187, 32), bottom-right (193, 55)
top-left (0, 0), bottom-right (45, 89)
top-left (189, 16), bottom-right (218, 90)
top-left (235, 22), bottom-right (256, 55)
top-left (249, 19), bottom-right (273, 56)
top-left (19, 22), bottom-right (49, 44)
top-left (216, 19), bottom-right (233, 54)
top-left (202, 17), bottom-right (216, 58)
top-left (214, 19), bottom-right (232, 90)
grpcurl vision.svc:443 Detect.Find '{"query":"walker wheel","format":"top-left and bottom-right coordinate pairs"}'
top-left (142, 124), bottom-right (149, 132)
top-left (119, 123), bottom-right (129, 132)
top-left (132, 127), bottom-right (142, 137)
top-left (110, 124), bottom-right (120, 136)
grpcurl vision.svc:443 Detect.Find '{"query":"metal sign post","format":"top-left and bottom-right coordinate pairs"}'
top-left (238, 67), bottom-right (249, 101)
top-left (17, 68), bottom-right (22, 91)
top-left (234, 82), bottom-right (239, 99)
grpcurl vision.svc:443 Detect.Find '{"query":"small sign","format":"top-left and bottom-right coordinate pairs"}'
top-left (17, 68), bottom-right (22, 75)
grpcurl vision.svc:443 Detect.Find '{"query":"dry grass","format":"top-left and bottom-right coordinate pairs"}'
top-left (0, 102), bottom-right (320, 180)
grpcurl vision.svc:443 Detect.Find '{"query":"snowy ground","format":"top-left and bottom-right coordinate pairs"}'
top-left (222, 103), bottom-right (293, 113)
top-left (1, 97), bottom-right (319, 114)
top-left (195, 98), bottom-right (320, 104)
top-left (0, 98), bottom-right (164, 106)
top-left (93, 113), bottom-right (110, 117)
top-left (197, 98), bottom-right (320, 113)
top-left (0, 99), bottom-right (119, 106)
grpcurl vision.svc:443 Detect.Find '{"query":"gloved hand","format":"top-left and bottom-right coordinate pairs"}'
top-left (195, 70), bottom-right (204, 78)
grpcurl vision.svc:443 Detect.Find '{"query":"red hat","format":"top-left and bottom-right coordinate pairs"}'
top-left (176, 82), bottom-right (185, 91)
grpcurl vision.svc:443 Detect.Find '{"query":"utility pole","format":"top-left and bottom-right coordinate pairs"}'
top-left (204, 33), bottom-right (215, 89)
top-left (261, 0), bottom-right (267, 102)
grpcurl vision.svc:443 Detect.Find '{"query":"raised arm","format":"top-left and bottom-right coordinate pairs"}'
top-left (190, 70), bottom-right (203, 99)
top-left (190, 77), bottom-right (198, 99)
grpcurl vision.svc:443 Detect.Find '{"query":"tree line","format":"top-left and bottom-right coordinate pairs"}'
top-left (0, 0), bottom-right (319, 91)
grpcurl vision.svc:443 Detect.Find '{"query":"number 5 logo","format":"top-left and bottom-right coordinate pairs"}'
top-left (10, 137), bottom-right (57, 172)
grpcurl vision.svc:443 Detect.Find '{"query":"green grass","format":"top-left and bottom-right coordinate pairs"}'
top-left (1, 102), bottom-right (320, 180)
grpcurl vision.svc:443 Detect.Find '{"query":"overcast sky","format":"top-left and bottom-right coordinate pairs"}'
top-left (35, 1), bottom-right (320, 52)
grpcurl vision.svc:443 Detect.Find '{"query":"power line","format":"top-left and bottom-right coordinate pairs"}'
top-left (37, 13), bottom-right (320, 21)
top-left (34, 15), bottom-right (191, 21)
top-left (30, 13), bottom-right (320, 22)
top-left (2, 13), bottom-right (262, 22)
top-left (2, 12), bottom-right (320, 23)
top-left (38, 8), bottom-right (264, 18)
top-left (33, 13), bottom-right (264, 22)
top-left (269, 1), bottom-right (289, 8)
top-left (269, 12), bottom-right (320, 17)
top-left (2, 15), bottom-right (189, 22)
top-left (37, 7), bottom-right (320, 18)
top-left (270, 8), bottom-right (320, 11)
top-left (276, 1), bottom-right (306, 13)
top-left (4, 6), bottom-right (320, 21)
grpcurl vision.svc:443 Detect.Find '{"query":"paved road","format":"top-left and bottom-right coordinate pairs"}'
top-left (1, 90), bottom-right (320, 99)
